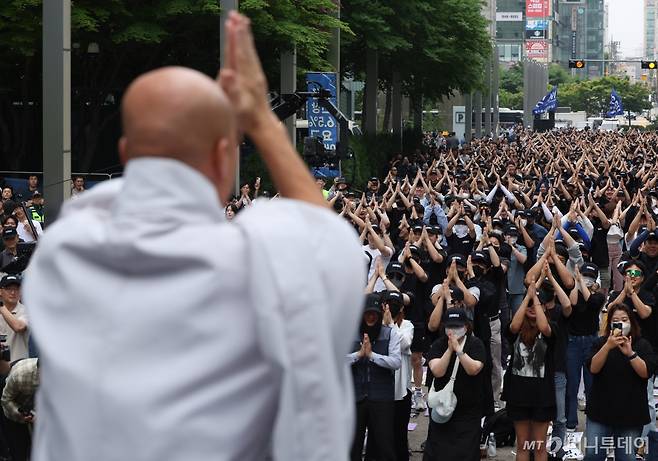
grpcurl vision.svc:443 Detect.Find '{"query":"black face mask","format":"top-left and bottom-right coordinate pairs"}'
top-left (360, 312), bottom-right (383, 341)
top-left (473, 266), bottom-right (486, 278)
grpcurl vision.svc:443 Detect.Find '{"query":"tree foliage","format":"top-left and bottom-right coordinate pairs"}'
top-left (559, 76), bottom-right (652, 116)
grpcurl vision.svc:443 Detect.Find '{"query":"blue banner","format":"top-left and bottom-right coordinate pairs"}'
top-left (306, 72), bottom-right (338, 151)
top-left (533, 86), bottom-right (558, 115)
top-left (606, 88), bottom-right (625, 117)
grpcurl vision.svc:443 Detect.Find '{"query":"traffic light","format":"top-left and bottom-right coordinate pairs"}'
top-left (642, 60), bottom-right (658, 70)
top-left (569, 60), bottom-right (585, 69)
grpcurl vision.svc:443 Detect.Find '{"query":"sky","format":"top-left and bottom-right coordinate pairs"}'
top-left (607, 0), bottom-right (644, 57)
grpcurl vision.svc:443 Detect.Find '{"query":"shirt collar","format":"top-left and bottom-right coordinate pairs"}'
top-left (114, 157), bottom-right (224, 223)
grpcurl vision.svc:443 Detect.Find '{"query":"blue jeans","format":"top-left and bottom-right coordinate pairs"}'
top-left (553, 372), bottom-right (567, 454)
top-left (508, 293), bottom-right (524, 314)
top-left (584, 417), bottom-right (642, 461)
top-left (567, 335), bottom-right (597, 428)
top-left (643, 375), bottom-right (657, 437)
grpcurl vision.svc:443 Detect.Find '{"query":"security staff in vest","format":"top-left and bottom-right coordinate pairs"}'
top-left (348, 293), bottom-right (402, 461)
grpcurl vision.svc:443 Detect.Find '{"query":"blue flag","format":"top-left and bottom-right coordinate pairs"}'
top-left (533, 86), bottom-right (558, 115)
top-left (606, 88), bottom-right (624, 117)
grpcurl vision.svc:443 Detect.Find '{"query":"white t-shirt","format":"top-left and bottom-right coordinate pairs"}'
top-left (393, 320), bottom-right (414, 400)
top-left (0, 302), bottom-right (29, 363)
top-left (364, 244), bottom-right (393, 292)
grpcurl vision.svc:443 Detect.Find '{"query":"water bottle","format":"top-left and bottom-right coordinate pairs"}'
top-left (487, 432), bottom-right (497, 458)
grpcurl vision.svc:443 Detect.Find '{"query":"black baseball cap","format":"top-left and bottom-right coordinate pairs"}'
top-left (580, 262), bottom-right (599, 278)
top-left (369, 177), bottom-right (379, 182)
top-left (382, 290), bottom-right (404, 305)
top-left (386, 262), bottom-right (405, 276)
top-left (0, 274), bottom-right (21, 288)
top-left (412, 225), bottom-right (424, 234)
top-left (427, 225), bottom-right (441, 235)
top-left (505, 225), bottom-right (520, 237)
top-left (364, 293), bottom-right (381, 313)
top-left (471, 250), bottom-right (491, 266)
top-left (443, 308), bottom-right (468, 327)
top-left (409, 245), bottom-right (421, 257)
top-left (448, 253), bottom-right (467, 268)
top-left (2, 228), bottom-right (17, 240)
top-left (456, 218), bottom-right (467, 225)
top-left (647, 231), bottom-right (658, 242)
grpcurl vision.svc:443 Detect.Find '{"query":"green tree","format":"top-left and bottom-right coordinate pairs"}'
top-left (499, 63), bottom-right (523, 94)
top-left (499, 89), bottom-right (523, 110)
top-left (548, 63), bottom-right (574, 87)
top-left (559, 76), bottom-right (651, 116)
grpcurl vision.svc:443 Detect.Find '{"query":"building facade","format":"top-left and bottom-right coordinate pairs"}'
top-left (555, 0), bottom-right (605, 78)
top-left (645, 0), bottom-right (657, 59)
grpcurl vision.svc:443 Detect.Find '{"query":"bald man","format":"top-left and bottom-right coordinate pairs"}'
top-left (24, 12), bottom-right (364, 461)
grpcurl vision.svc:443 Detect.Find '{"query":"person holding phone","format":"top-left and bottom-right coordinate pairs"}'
top-left (584, 304), bottom-right (657, 461)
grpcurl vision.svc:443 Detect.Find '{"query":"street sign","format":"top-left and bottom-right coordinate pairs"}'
top-left (526, 29), bottom-right (547, 39)
top-left (526, 20), bottom-right (548, 30)
top-left (306, 72), bottom-right (338, 151)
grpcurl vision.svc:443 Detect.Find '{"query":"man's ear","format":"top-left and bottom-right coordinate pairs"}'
top-left (118, 137), bottom-right (128, 165)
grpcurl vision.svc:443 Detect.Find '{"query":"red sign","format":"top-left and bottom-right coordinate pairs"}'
top-left (525, 40), bottom-right (548, 59)
top-left (526, 0), bottom-right (549, 18)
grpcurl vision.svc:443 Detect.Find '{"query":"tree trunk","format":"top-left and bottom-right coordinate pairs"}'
top-left (382, 82), bottom-right (392, 133)
top-left (392, 70), bottom-right (402, 150)
top-left (412, 94), bottom-right (423, 135)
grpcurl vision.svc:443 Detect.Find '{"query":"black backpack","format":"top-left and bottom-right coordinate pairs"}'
top-left (481, 408), bottom-right (516, 447)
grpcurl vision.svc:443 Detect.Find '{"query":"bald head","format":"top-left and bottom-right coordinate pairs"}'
top-left (120, 66), bottom-right (235, 165)
top-left (119, 67), bottom-right (237, 201)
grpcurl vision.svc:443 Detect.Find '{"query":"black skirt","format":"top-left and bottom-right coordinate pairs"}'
top-left (422, 417), bottom-right (481, 461)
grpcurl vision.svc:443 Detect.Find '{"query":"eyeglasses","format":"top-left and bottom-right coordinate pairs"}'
top-left (626, 269), bottom-right (643, 278)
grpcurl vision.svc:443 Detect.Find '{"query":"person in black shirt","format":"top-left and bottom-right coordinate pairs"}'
top-left (586, 197), bottom-right (611, 294)
top-left (502, 288), bottom-right (557, 461)
top-left (585, 303), bottom-right (657, 461)
top-left (445, 202), bottom-right (476, 256)
top-left (564, 262), bottom-right (606, 434)
top-left (424, 308), bottom-right (486, 461)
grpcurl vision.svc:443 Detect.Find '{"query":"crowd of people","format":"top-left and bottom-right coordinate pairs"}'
top-left (224, 127), bottom-right (658, 460)
top-left (3, 43), bottom-right (658, 461)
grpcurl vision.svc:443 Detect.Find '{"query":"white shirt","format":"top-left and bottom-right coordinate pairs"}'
top-left (16, 220), bottom-right (43, 243)
top-left (24, 158), bottom-right (365, 461)
top-left (0, 302), bottom-right (29, 362)
top-left (364, 245), bottom-right (392, 292)
top-left (393, 320), bottom-right (414, 400)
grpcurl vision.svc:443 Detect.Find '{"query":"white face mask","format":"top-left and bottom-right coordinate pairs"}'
top-left (520, 219), bottom-right (528, 227)
top-left (508, 236), bottom-right (518, 245)
top-left (622, 321), bottom-right (631, 337)
top-left (446, 326), bottom-right (467, 339)
top-left (454, 225), bottom-right (468, 237)
top-left (583, 277), bottom-right (596, 288)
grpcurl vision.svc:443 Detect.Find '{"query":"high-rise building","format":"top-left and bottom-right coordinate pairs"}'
top-left (645, 0), bottom-right (657, 59)
top-left (555, 0), bottom-right (605, 78)
top-left (495, 0), bottom-right (563, 66)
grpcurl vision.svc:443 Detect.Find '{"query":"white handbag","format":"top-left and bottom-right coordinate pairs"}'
top-left (428, 337), bottom-right (465, 424)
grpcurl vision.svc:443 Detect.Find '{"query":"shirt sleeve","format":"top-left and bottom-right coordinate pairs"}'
top-left (637, 338), bottom-right (657, 378)
top-left (370, 327), bottom-right (401, 370)
top-left (394, 321), bottom-right (414, 354)
top-left (465, 335), bottom-right (486, 364)
top-left (1, 369), bottom-right (23, 422)
top-left (468, 286), bottom-right (481, 301)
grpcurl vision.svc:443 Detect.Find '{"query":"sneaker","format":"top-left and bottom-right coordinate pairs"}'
top-left (413, 388), bottom-right (426, 411)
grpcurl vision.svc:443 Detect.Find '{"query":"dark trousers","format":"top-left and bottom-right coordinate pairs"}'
top-left (0, 414), bottom-right (30, 461)
top-left (351, 399), bottom-right (396, 461)
top-left (393, 391), bottom-right (412, 461)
